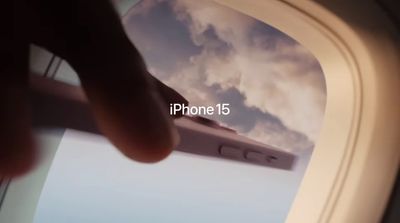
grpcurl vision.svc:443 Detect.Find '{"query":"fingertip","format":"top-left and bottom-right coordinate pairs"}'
top-left (102, 123), bottom-right (177, 164)
top-left (152, 76), bottom-right (189, 119)
top-left (112, 121), bottom-right (179, 163)
top-left (0, 133), bottom-right (37, 178)
top-left (84, 84), bottom-right (180, 164)
top-left (0, 87), bottom-right (38, 178)
top-left (120, 143), bottom-right (173, 163)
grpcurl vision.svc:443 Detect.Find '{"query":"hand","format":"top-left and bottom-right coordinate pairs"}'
top-left (1, 0), bottom-right (188, 177)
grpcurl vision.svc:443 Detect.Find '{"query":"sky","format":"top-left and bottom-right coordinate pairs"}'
top-left (122, 0), bottom-right (326, 154)
top-left (33, 0), bottom-right (326, 223)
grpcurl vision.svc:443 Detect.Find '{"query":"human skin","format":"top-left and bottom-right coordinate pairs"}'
top-left (1, 0), bottom-right (188, 177)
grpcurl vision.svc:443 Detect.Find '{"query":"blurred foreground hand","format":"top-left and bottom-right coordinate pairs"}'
top-left (1, 0), bottom-right (188, 177)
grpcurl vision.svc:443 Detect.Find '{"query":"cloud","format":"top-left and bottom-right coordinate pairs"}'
top-left (123, 0), bottom-right (326, 152)
top-left (245, 121), bottom-right (314, 153)
top-left (167, 0), bottom-right (326, 142)
top-left (213, 87), bottom-right (314, 153)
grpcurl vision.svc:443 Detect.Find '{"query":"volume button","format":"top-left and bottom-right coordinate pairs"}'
top-left (245, 151), bottom-right (264, 162)
top-left (219, 145), bottom-right (242, 158)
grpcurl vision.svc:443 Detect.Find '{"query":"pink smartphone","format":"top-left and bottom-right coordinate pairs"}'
top-left (30, 75), bottom-right (296, 170)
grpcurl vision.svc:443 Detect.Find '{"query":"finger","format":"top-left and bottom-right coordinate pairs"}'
top-left (80, 75), bottom-right (179, 163)
top-left (150, 74), bottom-right (188, 118)
top-left (0, 3), bottom-right (37, 177)
top-left (29, 0), bottom-right (179, 163)
top-left (27, 1), bottom-right (189, 119)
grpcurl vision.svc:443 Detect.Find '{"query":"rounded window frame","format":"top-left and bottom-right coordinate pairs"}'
top-left (212, 0), bottom-right (400, 223)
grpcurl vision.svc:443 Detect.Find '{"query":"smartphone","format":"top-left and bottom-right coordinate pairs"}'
top-left (30, 75), bottom-right (296, 170)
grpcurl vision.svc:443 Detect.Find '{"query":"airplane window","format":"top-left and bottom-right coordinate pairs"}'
top-left (32, 0), bottom-right (326, 222)
top-left (29, 45), bottom-right (57, 76)
top-left (52, 61), bottom-right (81, 85)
